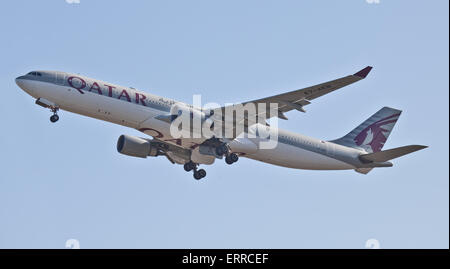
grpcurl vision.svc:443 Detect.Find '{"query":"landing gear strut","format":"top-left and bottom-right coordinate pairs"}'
top-left (49, 107), bottom-right (59, 123)
top-left (184, 161), bottom-right (195, 172)
top-left (215, 143), bottom-right (239, 165)
top-left (184, 161), bottom-right (207, 180)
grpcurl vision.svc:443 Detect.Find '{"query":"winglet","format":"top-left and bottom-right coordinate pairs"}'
top-left (353, 66), bottom-right (373, 78)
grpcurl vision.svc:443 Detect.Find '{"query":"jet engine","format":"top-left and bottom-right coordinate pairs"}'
top-left (116, 134), bottom-right (158, 158)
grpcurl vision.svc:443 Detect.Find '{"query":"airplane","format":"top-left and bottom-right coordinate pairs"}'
top-left (15, 66), bottom-right (427, 180)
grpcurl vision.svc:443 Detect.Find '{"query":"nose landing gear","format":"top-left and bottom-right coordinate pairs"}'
top-left (50, 114), bottom-right (59, 123)
top-left (49, 107), bottom-right (60, 123)
top-left (35, 98), bottom-right (60, 123)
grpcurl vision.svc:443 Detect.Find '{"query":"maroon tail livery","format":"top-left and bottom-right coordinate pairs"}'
top-left (331, 107), bottom-right (402, 153)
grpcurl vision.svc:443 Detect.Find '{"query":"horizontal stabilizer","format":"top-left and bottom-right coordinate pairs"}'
top-left (359, 145), bottom-right (427, 163)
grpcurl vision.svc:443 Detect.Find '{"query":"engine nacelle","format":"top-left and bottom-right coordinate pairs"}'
top-left (117, 135), bottom-right (157, 158)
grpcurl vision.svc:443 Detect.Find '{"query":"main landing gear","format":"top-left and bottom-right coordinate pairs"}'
top-left (183, 143), bottom-right (239, 180)
top-left (215, 143), bottom-right (239, 165)
top-left (49, 107), bottom-right (59, 123)
top-left (184, 161), bottom-right (207, 180)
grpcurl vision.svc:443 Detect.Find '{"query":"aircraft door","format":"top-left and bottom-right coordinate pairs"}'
top-left (56, 72), bottom-right (66, 85)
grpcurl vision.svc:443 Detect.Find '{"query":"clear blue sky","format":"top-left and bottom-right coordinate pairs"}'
top-left (0, 0), bottom-right (448, 249)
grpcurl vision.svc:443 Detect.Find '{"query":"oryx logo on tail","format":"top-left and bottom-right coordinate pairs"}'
top-left (330, 107), bottom-right (402, 154)
top-left (354, 113), bottom-right (401, 153)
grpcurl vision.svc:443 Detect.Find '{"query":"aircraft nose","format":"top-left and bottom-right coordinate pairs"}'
top-left (15, 75), bottom-right (33, 95)
top-left (15, 76), bottom-right (26, 87)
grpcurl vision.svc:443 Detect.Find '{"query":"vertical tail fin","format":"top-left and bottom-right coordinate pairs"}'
top-left (331, 107), bottom-right (402, 153)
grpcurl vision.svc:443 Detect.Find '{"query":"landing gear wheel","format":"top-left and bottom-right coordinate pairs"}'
top-left (225, 153), bottom-right (239, 165)
top-left (193, 171), bottom-right (201, 180)
top-left (49, 106), bottom-right (60, 123)
top-left (198, 169), bottom-right (206, 178)
top-left (230, 153), bottom-right (239, 163)
top-left (50, 114), bottom-right (59, 123)
top-left (193, 169), bottom-right (207, 180)
top-left (225, 155), bottom-right (234, 165)
top-left (184, 162), bottom-right (195, 172)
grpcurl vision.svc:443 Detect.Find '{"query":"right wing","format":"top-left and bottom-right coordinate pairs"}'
top-left (213, 66), bottom-right (373, 121)
top-left (210, 66), bottom-right (373, 138)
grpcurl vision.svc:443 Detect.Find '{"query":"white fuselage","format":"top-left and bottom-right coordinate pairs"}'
top-left (16, 71), bottom-right (367, 171)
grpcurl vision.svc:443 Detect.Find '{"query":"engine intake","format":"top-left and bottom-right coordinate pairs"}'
top-left (117, 135), bottom-right (157, 158)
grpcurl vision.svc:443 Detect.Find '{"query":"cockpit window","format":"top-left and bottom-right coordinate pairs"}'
top-left (27, 72), bottom-right (42, 76)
